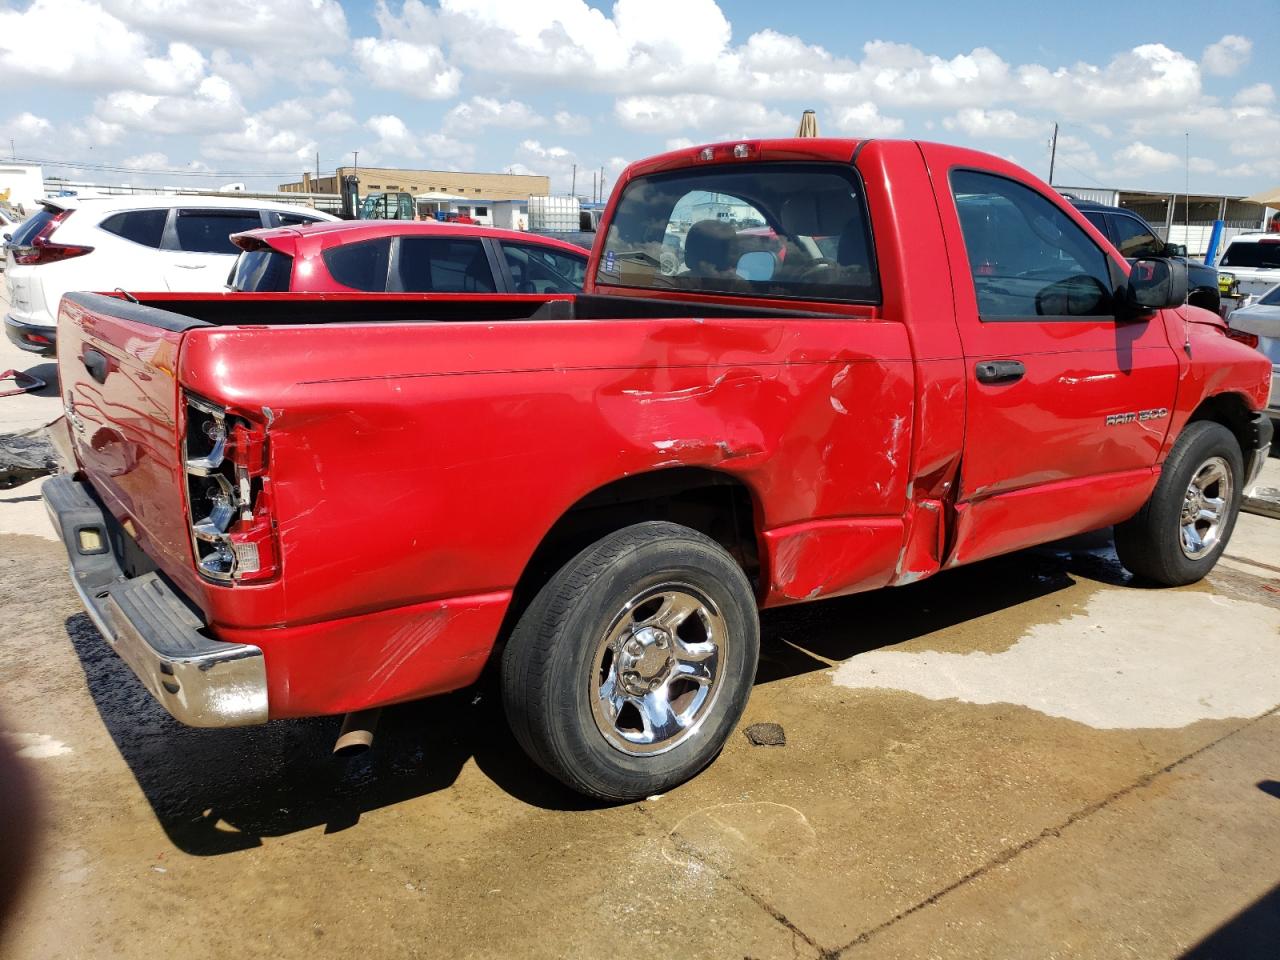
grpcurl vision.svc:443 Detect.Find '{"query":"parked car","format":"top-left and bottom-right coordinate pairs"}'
top-left (1226, 282), bottom-right (1280, 418)
top-left (43, 137), bottom-right (1272, 802)
top-left (228, 220), bottom-right (588, 295)
top-left (4, 195), bottom-right (337, 354)
top-left (1069, 198), bottom-right (1220, 313)
top-left (1216, 232), bottom-right (1280, 301)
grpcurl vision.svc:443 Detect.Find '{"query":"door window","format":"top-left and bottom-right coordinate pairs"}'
top-left (322, 237), bottom-right (393, 290)
top-left (501, 243), bottom-right (587, 293)
top-left (951, 170), bottom-right (1115, 320)
top-left (1080, 210), bottom-right (1109, 236)
top-left (394, 237), bottom-right (495, 292)
top-left (1108, 214), bottom-right (1165, 259)
top-left (173, 209), bottom-right (265, 254)
top-left (100, 209), bottom-right (168, 248)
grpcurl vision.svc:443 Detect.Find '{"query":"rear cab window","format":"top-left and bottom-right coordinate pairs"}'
top-left (596, 162), bottom-right (880, 303)
top-left (951, 170), bottom-right (1117, 320)
top-left (1221, 241), bottom-right (1280, 269)
top-left (269, 210), bottom-right (324, 228)
top-left (100, 209), bottom-right (168, 248)
top-left (171, 209), bottom-right (266, 254)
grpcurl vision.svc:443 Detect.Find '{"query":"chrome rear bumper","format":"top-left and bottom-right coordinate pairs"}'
top-left (43, 474), bottom-right (268, 727)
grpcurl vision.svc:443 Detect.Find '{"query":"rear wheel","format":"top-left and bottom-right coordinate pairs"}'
top-left (1114, 421), bottom-right (1243, 586)
top-left (501, 521), bottom-right (759, 801)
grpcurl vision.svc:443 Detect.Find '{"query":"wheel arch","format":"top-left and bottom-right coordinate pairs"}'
top-left (495, 467), bottom-right (763, 652)
top-left (1185, 392), bottom-right (1257, 464)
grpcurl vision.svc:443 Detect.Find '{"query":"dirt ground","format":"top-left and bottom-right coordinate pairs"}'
top-left (2, 471), bottom-right (1279, 958)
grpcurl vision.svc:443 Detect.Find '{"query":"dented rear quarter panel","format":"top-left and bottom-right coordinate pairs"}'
top-left (177, 315), bottom-right (915, 633)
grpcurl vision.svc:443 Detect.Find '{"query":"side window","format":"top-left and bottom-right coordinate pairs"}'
top-left (173, 209), bottom-right (266, 254)
top-left (1080, 210), bottom-right (1109, 237)
top-left (394, 238), bottom-right (495, 293)
top-left (322, 237), bottom-right (393, 290)
top-left (501, 243), bottom-right (587, 294)
top-left (269, 211), bottom-right (322, 228)
top-left (951, 170), bottom-right (1115, 320)
top-left (100, 209), bottom-right (168, 248)
top-left (1108, 214), bottom-right (1165, 259)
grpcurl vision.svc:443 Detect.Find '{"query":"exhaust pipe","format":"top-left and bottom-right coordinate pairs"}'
top-left (333, 708), bottom-right (381, 758)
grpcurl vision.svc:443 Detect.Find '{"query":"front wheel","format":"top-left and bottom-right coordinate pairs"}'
top-left (501, 522), bottom-right (760, 801)
top-left (1114, 421), bottom-right (1244, 586)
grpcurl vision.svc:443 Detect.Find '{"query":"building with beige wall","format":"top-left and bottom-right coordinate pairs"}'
top-left (280, 166), bottom-right (550, 201)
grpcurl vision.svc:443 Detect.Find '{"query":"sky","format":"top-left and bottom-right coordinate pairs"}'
top-left (1, 0), bottom-right (1277, 198)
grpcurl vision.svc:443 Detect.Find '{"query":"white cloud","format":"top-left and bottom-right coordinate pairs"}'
top-left (554, 110), bottom-right (591, 134)
top-left (95, 76), bottom-right (244, 136)
top-left (366, 114), bottom-right (422, 160)
top-left (352, 36), bottom-right (461, 99)
top-left (201, 109), bottom-right (317, 170)
top-left (614, 94), bottom-right (790, 136)
top-left (665, 137), bottom-right (695, 151)
top-left (828, 101), bottom-right (905, 137)
top-left (359, 116), bottom-right (477, 170)
top-left (0, 0), bottom-right (207, 94)
top-left (444, 97), bottom-right (544, 134)
top-left (1111, 141), bottom-right (1181, 174)
top-left (2, 112), bottom-right (54, 145)
top-left (1202, 35), bottom-right (1251, 77)
top-left (101, 0), bottom-right (349, 56)
top-left (507, 140), bottom-right (628, 195)
top-left (1234, 83), bottom-right (1275, 106)
top-left (944, 107), bottom-right (1045, 139)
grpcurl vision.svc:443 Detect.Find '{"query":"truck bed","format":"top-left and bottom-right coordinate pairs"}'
top-left (72, 290), bottom-right (844, 330)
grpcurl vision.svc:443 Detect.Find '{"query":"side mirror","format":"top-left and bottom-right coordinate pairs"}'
top-left (1126, 258), bottom-right (1188, 311)
top-left (1163, 242), bottom-right (1187, 257)
top-left (735, 250), bottom-right (776, 281)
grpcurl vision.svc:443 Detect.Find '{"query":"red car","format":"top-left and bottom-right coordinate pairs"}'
top-left (228, 220), bottom-right (589, 295)
top-left (45, 137), bottom-right (1272, 801)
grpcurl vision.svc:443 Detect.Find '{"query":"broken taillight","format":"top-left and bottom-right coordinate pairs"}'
top-left (182, 392), bottom-right (279, 584)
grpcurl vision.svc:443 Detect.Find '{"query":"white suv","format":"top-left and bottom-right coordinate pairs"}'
top-left (1216, 232), bottom-right (1280, 302)
top-left (4, 195), bottom-right (337, 355)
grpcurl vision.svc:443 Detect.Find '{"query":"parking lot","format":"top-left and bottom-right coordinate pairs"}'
top-left (3, 315), bottom-right (1280, 959)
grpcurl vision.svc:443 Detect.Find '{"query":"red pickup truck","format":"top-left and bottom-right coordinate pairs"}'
top-left (44, 138), bottom-right (1272, 801)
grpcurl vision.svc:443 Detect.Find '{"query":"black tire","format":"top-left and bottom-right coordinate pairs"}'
top-left (1114, 421), bottom-right (1244, 586)
top-left (501, 521), bottom-right (759, 801)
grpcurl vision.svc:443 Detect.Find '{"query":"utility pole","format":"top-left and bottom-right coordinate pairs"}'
top-left (1048, 122), bottom-right (1058, 185)
top-left (1184, 132), bottom-right (1190, 231)
top-left (592, 171), bottom-right (597, 203)
top-left (571, 163), bottom-right (576, 198)
top-left (315, 151), bottom-right (320, 187)
top-left (9, 138), bottom-right (14, 160)
top-left (600, 166), bottom-right (605, 201)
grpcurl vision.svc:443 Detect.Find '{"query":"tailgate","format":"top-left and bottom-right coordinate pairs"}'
top-left (57, 292), bottom-right (206, 590)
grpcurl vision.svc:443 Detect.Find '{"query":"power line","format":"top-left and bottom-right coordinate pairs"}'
top-left (14, 155), bottom-right (346, 179)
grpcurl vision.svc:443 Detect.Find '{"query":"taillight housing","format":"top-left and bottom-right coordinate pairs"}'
top-left (12, 210), bottom-right (93, 265)
top-left (182, 392), bottom-right (279, 584)
top-left (1227, 327), bottom-right (1260, 350)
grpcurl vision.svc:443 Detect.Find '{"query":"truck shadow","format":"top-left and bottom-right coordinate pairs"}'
top-left (64, 530), bottom-right (1128, 857)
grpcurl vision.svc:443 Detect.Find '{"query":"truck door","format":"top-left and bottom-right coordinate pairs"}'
top-left (928, 161), bottom-right (1180, 565)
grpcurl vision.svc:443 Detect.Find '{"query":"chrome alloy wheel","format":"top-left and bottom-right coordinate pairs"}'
top-left (589, 583), bottom-right (728, 756)
top-left (1179, 456), bottom-right (1232, 560)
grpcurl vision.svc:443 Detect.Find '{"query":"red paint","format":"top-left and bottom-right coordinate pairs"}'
top-left (54, 137), bottom-right (1274, 721)
top-left (235, 219), bottom-right (588, 294)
